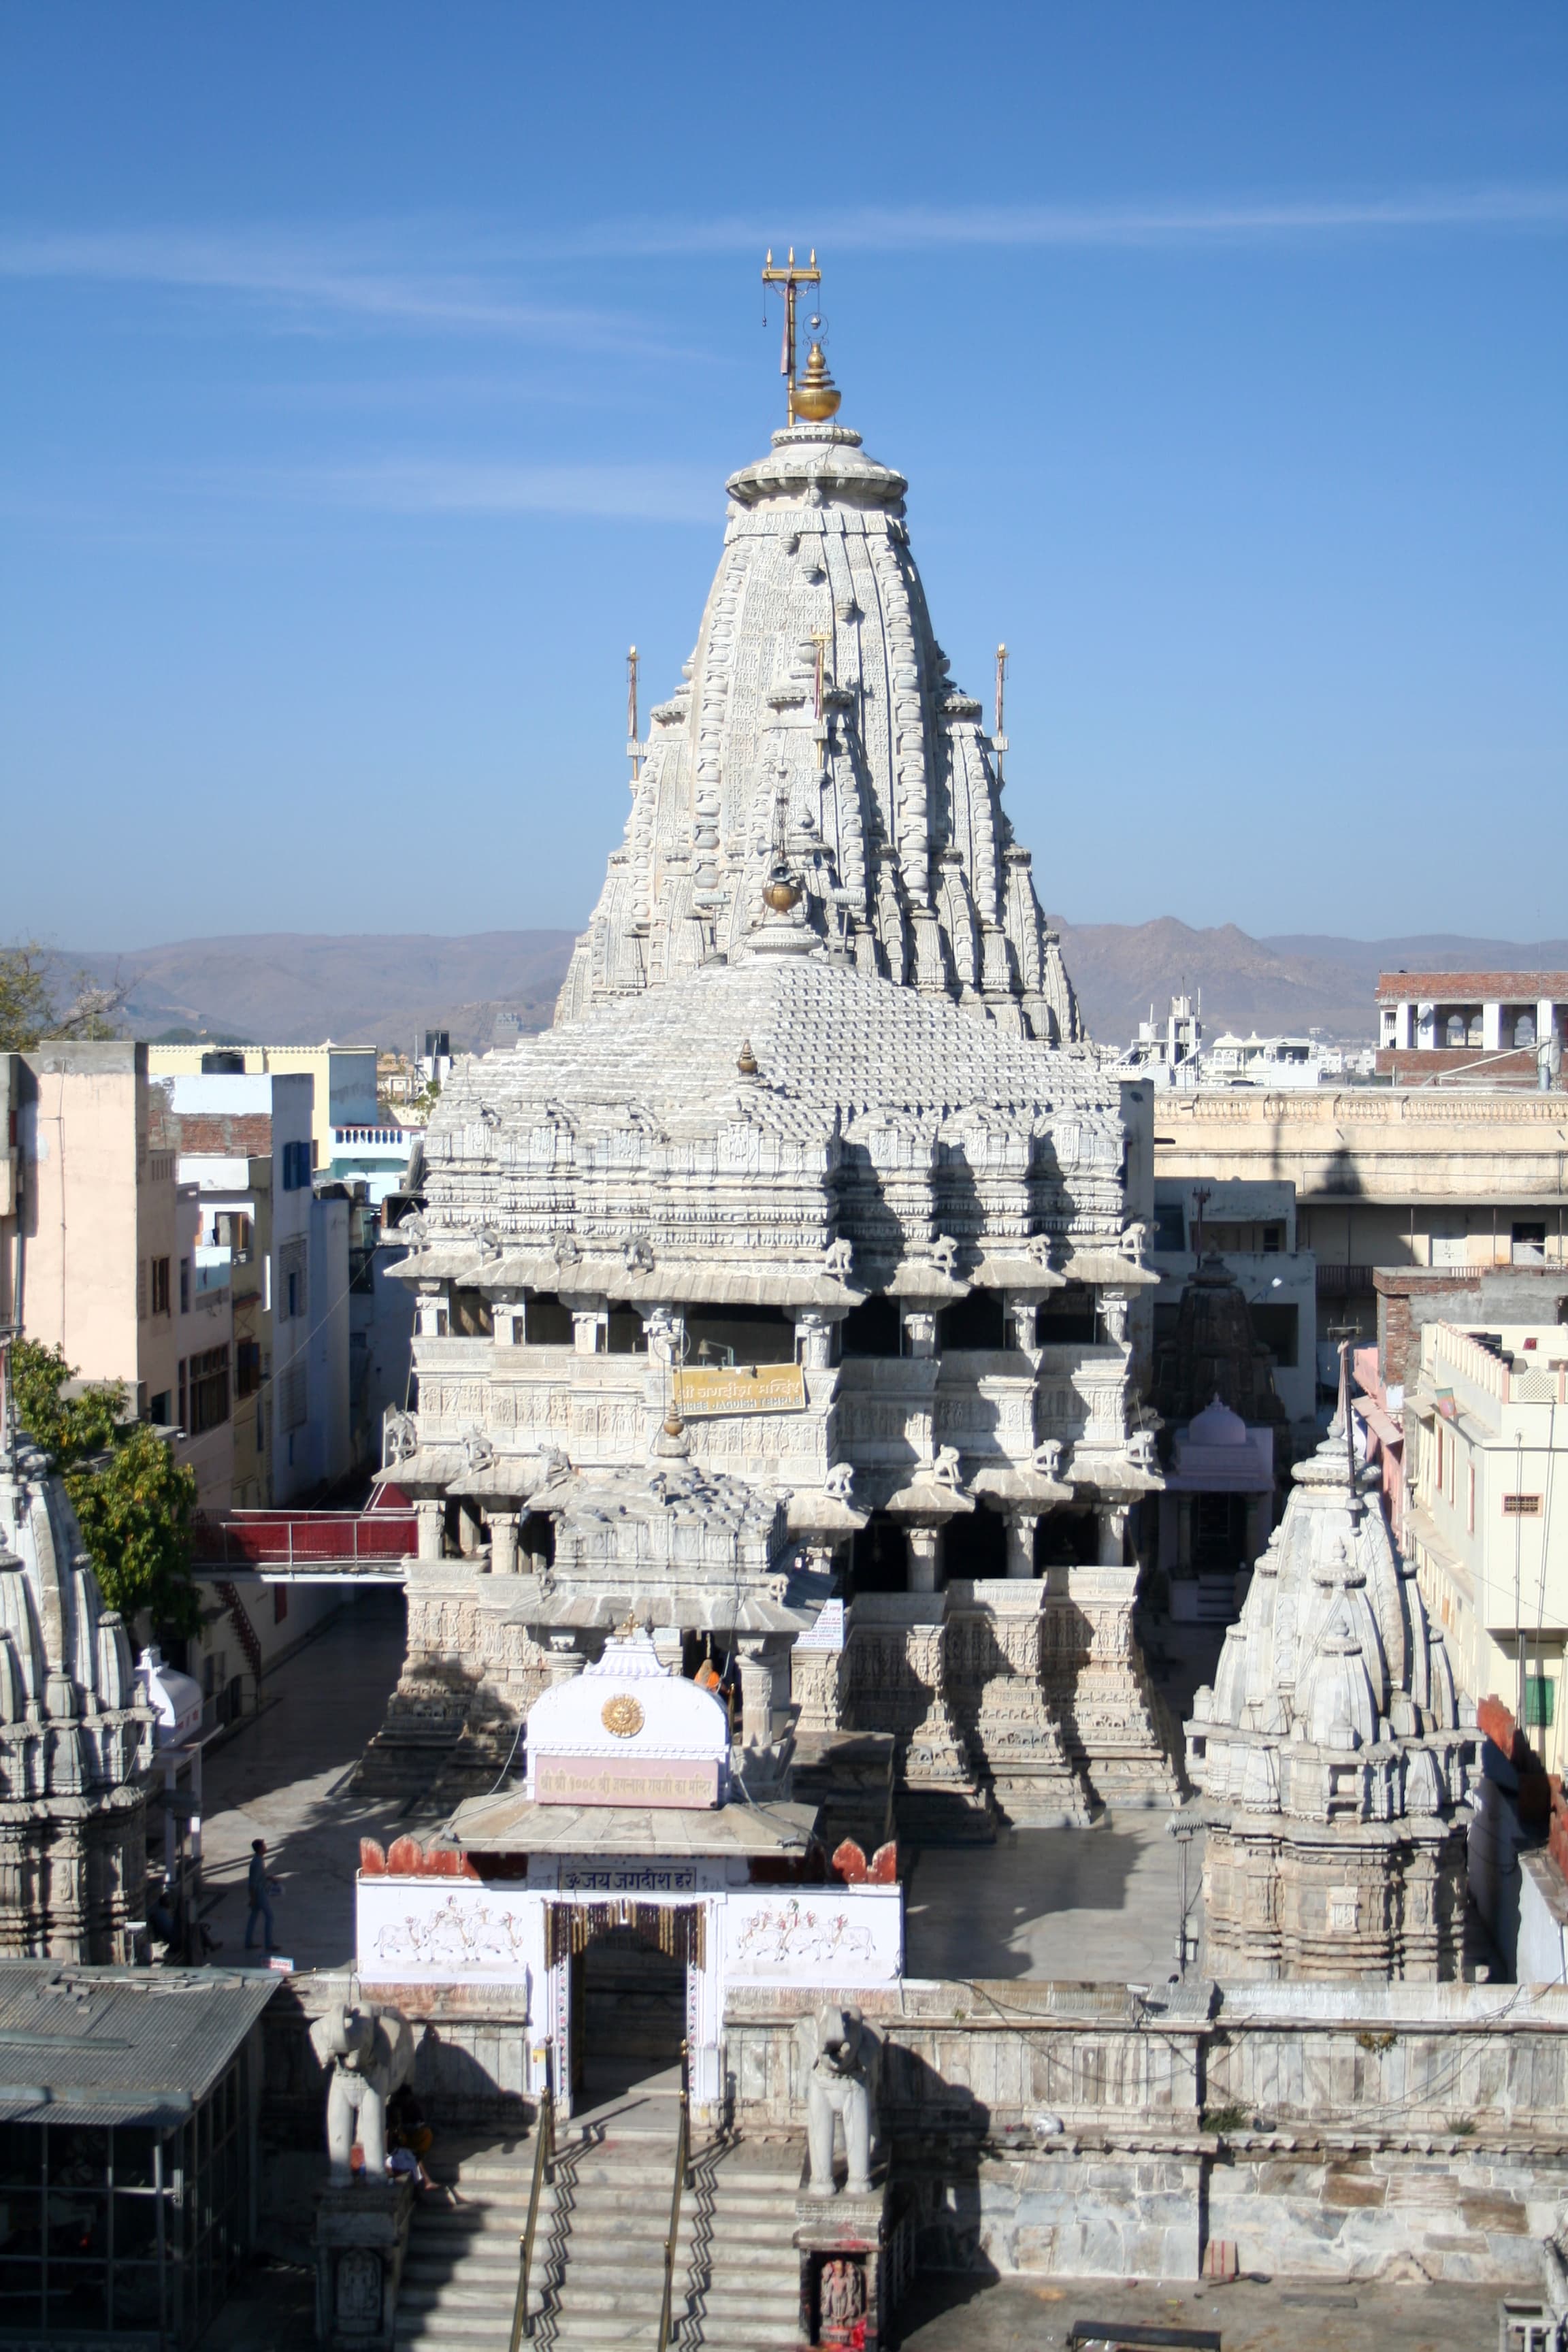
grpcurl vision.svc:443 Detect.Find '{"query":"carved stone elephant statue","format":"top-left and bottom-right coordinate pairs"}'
top-left (308, 2001), bottom-right (415, 2184)
top-left (797, 2003), bottom-right (878, 2198)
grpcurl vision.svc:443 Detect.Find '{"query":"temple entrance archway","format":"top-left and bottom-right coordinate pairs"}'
top-left (555, 1902), bottom-right (699, 2104)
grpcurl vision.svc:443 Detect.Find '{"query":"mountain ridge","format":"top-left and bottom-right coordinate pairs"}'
top-left (51, 923), bottom-right (1568, 1056)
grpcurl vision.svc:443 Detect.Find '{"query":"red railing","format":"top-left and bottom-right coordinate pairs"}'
top-left (189, 1509), bottom-right (417, 1572)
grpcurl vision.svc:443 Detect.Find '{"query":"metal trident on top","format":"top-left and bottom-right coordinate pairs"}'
top-left (761, 246), bottom-right (821, 427)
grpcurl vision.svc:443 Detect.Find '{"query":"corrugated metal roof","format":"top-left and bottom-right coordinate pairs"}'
top-left (0, 1961), bottom-right (279, 2127)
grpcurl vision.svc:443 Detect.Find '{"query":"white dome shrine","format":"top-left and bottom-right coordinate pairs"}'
top-left (525, 1629), bottom-right (731, 1807)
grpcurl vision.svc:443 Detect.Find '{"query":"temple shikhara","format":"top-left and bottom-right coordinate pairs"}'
top-left (370, 270), bottom-right (1181, 1876)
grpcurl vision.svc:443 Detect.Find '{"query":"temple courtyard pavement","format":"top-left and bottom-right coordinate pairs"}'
top-left (198, 1592), bottom-right (1218, 1981)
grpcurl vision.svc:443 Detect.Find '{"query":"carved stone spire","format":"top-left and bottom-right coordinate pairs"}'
top-left (556, 412), bottom-right (1083, 1043)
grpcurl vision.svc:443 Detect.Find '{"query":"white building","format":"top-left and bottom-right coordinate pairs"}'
top-left (1405, 1320), bottom-right (1568, 1774)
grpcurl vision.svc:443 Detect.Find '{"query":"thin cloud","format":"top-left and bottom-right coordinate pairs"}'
top-left (215, 457), bottom-right (714, 524)
top-left (3, 184), bottom-right (1562, 342)
top-left (0, 227), bottom-right (667, 351)
top-left (570, 184), bottom-right (1568, 257)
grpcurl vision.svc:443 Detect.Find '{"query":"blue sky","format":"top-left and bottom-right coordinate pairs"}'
top-left (2, 3), bottom-right (1565, 949)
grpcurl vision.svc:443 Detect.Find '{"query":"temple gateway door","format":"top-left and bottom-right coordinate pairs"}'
top-left (555, 1901), bottom-right (702, 2103)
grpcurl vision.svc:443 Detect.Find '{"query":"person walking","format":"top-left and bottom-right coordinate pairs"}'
top-left (244, 1838), bottom-right (281, 1953)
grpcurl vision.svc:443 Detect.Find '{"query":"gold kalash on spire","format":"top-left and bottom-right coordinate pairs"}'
top-left (761, 246), bottom-right (841, 426)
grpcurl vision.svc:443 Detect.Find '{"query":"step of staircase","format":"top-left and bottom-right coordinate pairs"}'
top-left (394, 2120), bottom-right (812, 2351)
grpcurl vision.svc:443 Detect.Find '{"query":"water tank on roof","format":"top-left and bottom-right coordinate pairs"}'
top-left (136, 1646), bottom-right (203, 1748)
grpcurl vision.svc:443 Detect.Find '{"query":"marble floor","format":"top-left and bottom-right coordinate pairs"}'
top-left (904, 1809), bottom-right (1200, 1986)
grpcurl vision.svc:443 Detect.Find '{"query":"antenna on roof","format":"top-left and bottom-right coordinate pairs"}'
top-left (994, 644), bottom-right (1008, 786)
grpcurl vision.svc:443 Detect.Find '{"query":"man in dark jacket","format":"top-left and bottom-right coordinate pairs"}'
top-left (244, 1838), bottom-right (281, 1953)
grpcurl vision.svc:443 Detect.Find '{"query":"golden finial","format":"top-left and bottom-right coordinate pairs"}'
top-left (737, 1038), bottom-right (760, 1076)
top-left (793, 343), bottom-right (840, 423)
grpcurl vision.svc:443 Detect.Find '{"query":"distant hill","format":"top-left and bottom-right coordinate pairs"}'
top-left (66, 931), bottom-right (581, 1053)
top-left (54, 923), bottom-right (1568, 1055)
top-left (1053, 923), bottom-right (1568, 1044)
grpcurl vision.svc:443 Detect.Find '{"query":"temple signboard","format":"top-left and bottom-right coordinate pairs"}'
top-left (534, 1754), bottom-right (721, 1808)
top-left (675, 1363), bottom-right (807, 1418)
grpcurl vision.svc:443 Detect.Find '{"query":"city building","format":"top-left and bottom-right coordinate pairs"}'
top-left (1402, 1320), bottom-right (1568, 1777)
top-left (371, 368), bottom-right (1177, 1832)
top-left (1376, 970), bottom-right (1568, 1088)
top-left (0, 1042), bottom-right (235, 1507)
top-left (157, 1071), bottom-right (350, 1506)
top-left (146, 1042), bottom-right (378, 1173)
top-left (1154, 1081), bottom-right (1568, 1355)
top-left (1149, 1176), bottom-right (1318, 1426)
top-left (1202, 1030), bottom-right (1375, 1088)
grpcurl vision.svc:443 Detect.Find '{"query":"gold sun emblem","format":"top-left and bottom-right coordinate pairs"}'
top-left (600, 1693), bottom-right (644, 1739)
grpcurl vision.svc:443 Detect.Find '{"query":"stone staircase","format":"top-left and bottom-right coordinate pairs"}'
top-left (393, 2098), bottom-right (803, 2349)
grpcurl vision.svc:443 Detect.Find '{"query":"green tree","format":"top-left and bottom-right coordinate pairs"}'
top-left (0, 941), bottom-right (124, 1052)
top-left (10, 1338), bottom-right (122, 1465)
top-left (67, 1424), bottom-right (199, 1639)
top-left (7, 1339), bottom-right (199, 1638)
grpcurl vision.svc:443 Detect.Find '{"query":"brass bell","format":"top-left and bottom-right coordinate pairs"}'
top-left (761, 875), bottom-right (802, 914)
top-left (793, 343), bottom-right (841, 423)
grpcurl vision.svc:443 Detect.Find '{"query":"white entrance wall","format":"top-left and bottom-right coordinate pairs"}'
top-left (356, 1869), bottom-right (903, 2117)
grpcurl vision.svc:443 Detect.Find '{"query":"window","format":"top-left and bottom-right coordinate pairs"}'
top-left (278, 1238), bottom-right (307, 1321)
top-left (281, 1361), bottom-right (307, 1431)
top-left (1525, 1674), bottom-right (1556, 1731)
top-left (189, 1346), bottom-right (230, 1437)
top-left (451, 1287), bottom-right (495, 1338)
top-left (1514, 1222), bottom-right (1548, 1269)
top-left (1251, 1303), bottom-right (1300, 1371)
top-left (235, 1340), bottom-right (261, 1398)
top-left (280, 1139), bottom-right (310, 1190)
top-left (150, 1257), bottom-right (171, 1316)
top-left (1151, 1200), bottom-right (1186, 1254)
top-left (148, 1390), bottom-right (171, 1425)
top-left (178, 1358), bottom-right (188, 1429)
top-left (840, 1296), bottom-right (902, 1358)
top-left (522, 1290), bottom-right (573, 1345)
top-left (179, 1256), bottom-right (191, 1313)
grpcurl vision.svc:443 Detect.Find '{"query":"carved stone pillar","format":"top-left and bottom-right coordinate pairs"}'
top-left (1096, 1505), bottom-right (1130, 1567)
top-left (641, 1304), bottom-right (685, 1366)
top-left (415, 1290), bottom-right (446, 1337)
top-left (486, 1512), bottom-right (519, 1575)
top-left (414, 1500), bottom-right (443, 1563)
top-left (492, 1305), bottom-right (523, 1347)
top-left (1004, 1511), bottom-right (1040, 1580)
top-left (571, 1303), bottom-right (608, 1354)
top-left (907, 1528), bottom-right (941, 1592)
top-left (902, 1309), bottom-right (937, 1360)
top-left (545, 1634), bottom-right (583, 1686)
top-left (735, 1640), bottom-right (777, 1755)
top-left (792, 1309), bottom-right (837, 1369)
top-left (1099, 1288), bottom-right (1131, 1346)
